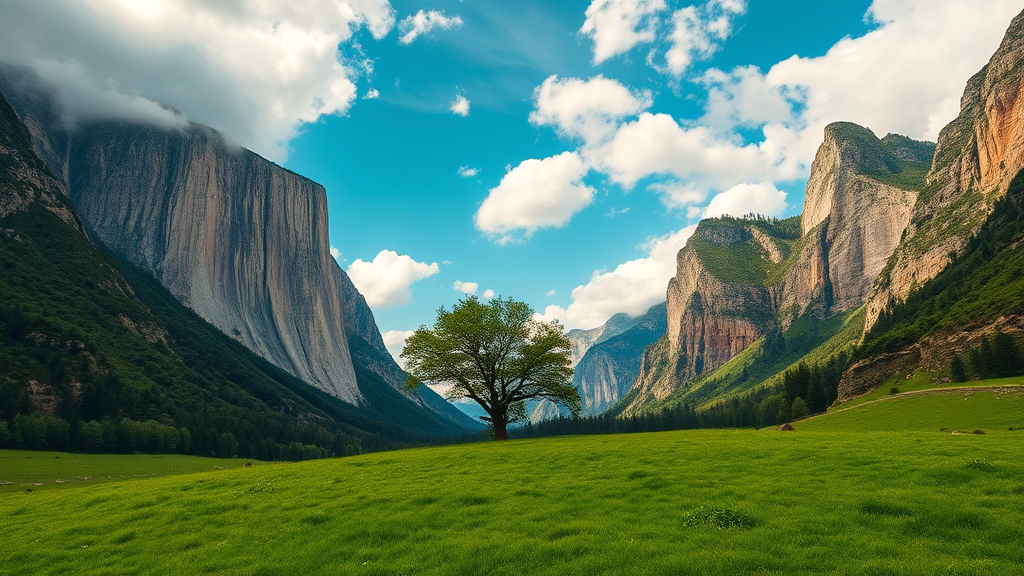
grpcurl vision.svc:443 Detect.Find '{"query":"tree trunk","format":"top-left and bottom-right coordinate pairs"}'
top-left (493, 418), bottom-right (509, 441)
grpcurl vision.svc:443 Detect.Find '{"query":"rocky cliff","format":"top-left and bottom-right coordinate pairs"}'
top-left (0, 66), bottom-right (475, 431)
top-left (565, 312), bottom-right (641, 367)
top-left (622, 126), bottom-right (934, 415)
top-left (866, 11), bottom-right (1024, 329)
top-left (572, 303), bottom-right (666, 415)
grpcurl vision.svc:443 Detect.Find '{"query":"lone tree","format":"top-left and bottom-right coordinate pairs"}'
top-left (402, 296), bottom-right (580, 440)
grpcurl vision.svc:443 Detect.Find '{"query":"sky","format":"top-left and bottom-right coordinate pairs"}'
top-left (2, 0), bottom-right (1022, 365)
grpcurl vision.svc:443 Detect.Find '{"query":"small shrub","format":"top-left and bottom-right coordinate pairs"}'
top-left (890, 387), bottom-right (900, 395)
top-left (964, 459), bottom-right (996, 471)
top-left (682, 506), bottom-right (755, 529)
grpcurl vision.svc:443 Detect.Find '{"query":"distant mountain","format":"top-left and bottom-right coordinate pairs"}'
top-left (0, 89), bottom-right (465, 458)
top-left (572, 303), bottom-right (666, 416)
top-left (565, 312), bottom-right (643, 367)
top-left (0, 65), bottom-right (477, 433)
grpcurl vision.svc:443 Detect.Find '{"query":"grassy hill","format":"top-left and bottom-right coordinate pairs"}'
top-left (1, 390), bottom-right (1021, 575)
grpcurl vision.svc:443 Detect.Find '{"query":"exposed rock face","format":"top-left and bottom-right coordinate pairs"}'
top-left (0, 67), bottom-right (476, 431)
top-left (866, 11), bottom-right (1024, 329)
top-left (566, 312), bottom-right (641, 367)
top-left (63, 122), bottom-right (361, 403)
top-left (529, 308), bottom-right (650, 422)
top-left (623, 125), bottom-right (933, 415)
top-left (790, 123), bottom-right (926, 314)
top-left (572, 303), bottom-right (666, 415)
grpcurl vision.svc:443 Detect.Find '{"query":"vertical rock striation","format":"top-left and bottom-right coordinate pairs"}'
top-left (866, 11), bottom-right (1024, 329)
top-left (0, 66), bottom-right (478, 431)
top-left (623, 125), bottom-right (932, 415)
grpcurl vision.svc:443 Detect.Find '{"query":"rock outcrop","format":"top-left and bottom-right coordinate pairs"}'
top-left (622, 125), bottom-right (933, 415)
top-left (0, 66), bottom-right (475, 432)
top-left (866, 11), bottom-right (1024, 329)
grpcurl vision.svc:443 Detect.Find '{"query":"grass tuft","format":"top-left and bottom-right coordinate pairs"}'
top-left (682, 506), bottom-right (756, 529)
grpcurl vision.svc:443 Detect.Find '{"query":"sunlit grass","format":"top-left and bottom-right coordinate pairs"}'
top-left (1, 392), bottom-right (1021, 575)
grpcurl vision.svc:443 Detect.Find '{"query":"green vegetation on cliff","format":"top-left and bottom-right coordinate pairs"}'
top-left (0, 91), bottom-right (467, 459)
top-left (864, 170), bottom-right (1024, 357)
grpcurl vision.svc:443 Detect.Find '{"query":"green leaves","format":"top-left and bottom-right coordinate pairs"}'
top-left (401, 296), bottom-right (580, 435)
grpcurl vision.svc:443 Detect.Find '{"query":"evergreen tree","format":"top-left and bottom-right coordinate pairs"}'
top-left (790, 397), bottom-right (809, 420)
top-left (949, 355), bottom-right (968, 383)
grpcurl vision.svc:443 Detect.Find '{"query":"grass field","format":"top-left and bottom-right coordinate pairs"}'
top-left (1, 391), bottom-right (1022, 576)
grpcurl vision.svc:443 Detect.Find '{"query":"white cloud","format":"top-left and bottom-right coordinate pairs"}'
top-left (364, 88), bottom-right (380, 100)
top-left (450, 94), bottom-right (471, 116)
top-left (546, 290), bottom-right (557, 297)
top-left (382, 330), bottom-right (415, 368)
top-left (580, 0), bottom-right (667, 64)
top-left (482, 289), bottom-right (495, 299)
top-left (453, 280), bottom-right (479, 295)
top-left (703, 0), bottom-right (1021, 172)
top-left (0, 0), bottom-right (396, 161)
top-left (703, 182), bottom-right (787, 219)
top-left (646, 181), bottom-right (707, 210)
top-left (457, 166), bottom-right (479, 178)
top-left (536, 226), bottom-right (696, 330)
top-left (530, 75), bottom-right (652, 144)
top-left (475, 152), bottom-right (594, 243)
top-left (664, 0), bottom-right (747, 76)
top-left (589, 112), bottom-right (785, 190)
top-left (346, 250), bottom-right (440, 309)
top-left (330, 247), bottom-right (342, 260)
top-left (398, 9), bottom-right (463, 45)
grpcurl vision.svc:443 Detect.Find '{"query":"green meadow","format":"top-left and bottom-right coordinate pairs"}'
top-left (2, 391), bottom-right (1022, 576)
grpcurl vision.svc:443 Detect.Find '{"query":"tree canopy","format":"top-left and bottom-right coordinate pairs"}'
top-left (402, 296), bottom-right (580, 440)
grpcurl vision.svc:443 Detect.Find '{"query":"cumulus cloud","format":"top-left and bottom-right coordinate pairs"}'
top-left (580, 0), bottom-right (667, 64)
top-left (589, 112), bottom-right (785, 190)
top-left (364, 88), bottom-right (380, 100)
top-left (382, 330), bottom-right (415, 368)
top-left (346, 250), bottom-right (439, 309)
top-left (664, 0), bottom-right (747, 76)
top-left (536, 226), bottom-right (696, 330)
top-left (703, 0), bottom-right (1021, 171)
top-left (482, 289), bottom-right (495, 299)
top-left (398, 9), bottom-right (463, 44)
top-left (475, 152), bottom-right (594, 243)
top-left (453, 280), bottom-right (479, 295)
top-left (450, 94), bottom-right (471, 116)
top-left (530, 75), bottom-right (652, 144)
top-left (0, 0), bottom-right (396, 161)
top-left (703, 182), bottom-right (787, 219)
top-left (330, 247), bottom-right (342, 260)
top-left (457, 166), bottom-right (479, 178)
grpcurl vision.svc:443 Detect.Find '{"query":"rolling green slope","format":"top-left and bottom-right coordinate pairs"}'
top-left (1, 396), bottom-right (1021, 575)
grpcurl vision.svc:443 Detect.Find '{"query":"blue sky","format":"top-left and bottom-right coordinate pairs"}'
top-left (3, 0), bottom-right (1019, 358)
top-left (285, 0), bottom-right (878, 340)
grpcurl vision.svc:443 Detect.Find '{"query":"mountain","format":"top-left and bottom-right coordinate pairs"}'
top-left (620, 123), bottom-right (935, 414)
top-left (841, 11), bottom-right (1024, 399)
top-left (527, 307), bottom-right (651, 422)
top-left (0, 89), bottom-right (465, 458)
top-left (617, 9), bottom-right (1024, 417)
top-left (572, 303), bottom-right (667, 415)
top-left (0, 66), bottom-right (477, 432)
top-left (565, 312), bottom-right (642, 366)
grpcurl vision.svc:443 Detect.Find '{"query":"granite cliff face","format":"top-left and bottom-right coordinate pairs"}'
top-left (622, 125), bottom-right (933, 414)
top-left (866, 11), bottom-right (1024, 329)
top-left (572, 303), bottom-right (666, 416)
top-left (0, 67), bottom-right (475, 431)
top-left (565, 312), bottom-right (641, 367)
